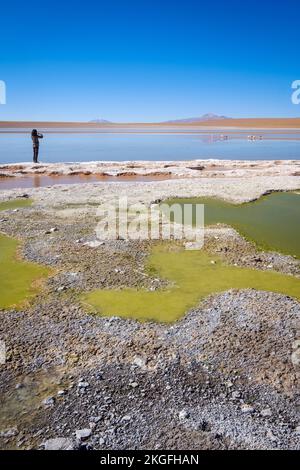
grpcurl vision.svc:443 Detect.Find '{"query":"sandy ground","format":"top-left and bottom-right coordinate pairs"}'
top-left (0, 162), bottom-right (299, 450)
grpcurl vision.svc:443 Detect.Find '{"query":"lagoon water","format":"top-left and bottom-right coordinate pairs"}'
top-left (1, 130), bottom-right (300, 163)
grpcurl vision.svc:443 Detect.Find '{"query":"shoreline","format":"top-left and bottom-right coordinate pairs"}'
top-left (0, 160), bottom-right (300, 191)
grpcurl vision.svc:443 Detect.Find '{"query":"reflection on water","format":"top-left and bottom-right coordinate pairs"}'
top-left (0, 173), bottom-right (173, 190)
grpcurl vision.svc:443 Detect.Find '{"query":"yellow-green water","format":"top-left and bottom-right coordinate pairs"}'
top-left (163, 192), bottom-right (300, 258)
top-left (83, 244), bottom-right (300, 323)
top-left (0, 198), bottom-right (33, 211)
top-left (0, 234), bottom-right (50, 309)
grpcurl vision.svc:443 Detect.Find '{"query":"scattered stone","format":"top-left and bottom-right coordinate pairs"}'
top-left (44, 438), bottom-right (74, 450)
top-left (130, 381), bottom-right (139, 388)
top-left (232, 391), bottom-right (241, 399)
top-left (179, 410), bottom-right (189, 420)
top-left (57, 390), bottom-right (66, 397)
top-left (99, 437), bottom-right (105, 446)
top-left (90, 416), bottom-right (102, 423)
top-left (45, 227), bottom-right (58, 234)
top-left (291, 339), bottom-right (300, 367)
top-left (132, 356), bottom-right (146, 368)
top-left (266, 430), bottom-right (277, 442)
top-left (42, 396), bottom-right (55, 407)
top-left (261, 408), bottom-right (272, 417)
top-left (77, 381), bottom-right (89, 389)
top-left (0, 427), bottom-right (18, 438)
top-left (122, 415), bottom-right (131, 422)
top-left (83, 240), bottom-right (104, 248)
top-left (76, 429), bottom-right (92, 441)
top-left (57, 286), bottom-right (66, 292)
top-left (240, 404), bottom-right (255, 414)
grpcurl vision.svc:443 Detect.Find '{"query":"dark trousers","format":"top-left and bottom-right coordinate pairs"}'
top-left (33, 146), bottom-right (39, 163)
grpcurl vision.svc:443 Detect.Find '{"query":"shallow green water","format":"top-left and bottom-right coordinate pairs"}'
top-left (164, 192), bottom-right (300, 258)
top-left (0, 234), bottom-right (49, 309)
top-left (0, 198), bottom-right (33, 211)
top-left (83, 245), bottom-right (300, 323)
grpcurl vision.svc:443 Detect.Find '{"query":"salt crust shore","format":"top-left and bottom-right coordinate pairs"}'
top-left (0, 160), bottom-right (300, 206)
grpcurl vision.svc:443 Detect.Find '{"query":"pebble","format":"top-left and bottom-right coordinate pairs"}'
top-left (132, 357), bottom-right (146, 368)
top-left (90, 416), bottom-right (102, 423)
top-left (57, 286), bottom-right (66, 292)
top-left (83, 240), bottom-right (105, 248)
top-left (260, 408), bottom-right (272, 417)
top-left (122, 415), bottom-right (131, 421)
top-left (0, 427), bottom-right (18, 438)
top-left (75, 428), bottom-right (92, 441)
top-left (266, 430), bottom-right (277, 442)
top-left (179, 410), bottom-right (189, 420)
top-left (44, 437), bottom-right (74, 450)
top-left (45, 227), bottom-right (58, 234)
top-left (77, 381), bottom-right (89, 389)
top-left (130, 382), bottom-right (138, 388)
top-left (291, 339), bottom-right (300, 366)
top-left (240, 404), bottom-right (255, 414)
top-left (42, 396), bottom-right (55, 407)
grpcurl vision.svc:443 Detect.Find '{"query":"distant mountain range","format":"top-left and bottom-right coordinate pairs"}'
top-left (88, 114), bottom-right (231, 124)
top-left (89, 119), bottom-right (112, 123)
top-left (162, 113), bottom-right (231, 124)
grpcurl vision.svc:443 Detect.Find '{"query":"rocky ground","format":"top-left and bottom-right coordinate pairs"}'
top-left (0, 170), bottom-right (300, 450)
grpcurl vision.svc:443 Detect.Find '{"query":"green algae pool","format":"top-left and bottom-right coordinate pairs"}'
top-left (82, 244), bottom-right (300, 323)
top-left (0, 198), bottom-right (33, 211)
top-left (0, 234), bottom-right (50, 309)
top-left (163, 191), bottom-right (300, 259)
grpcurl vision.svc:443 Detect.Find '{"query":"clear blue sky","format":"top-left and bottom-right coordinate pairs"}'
top-left (1, 0), bottom-right (300, 122)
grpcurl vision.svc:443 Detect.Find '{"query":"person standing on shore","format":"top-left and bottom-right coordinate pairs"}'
top-left (31, 129), bottom-right (43, 163)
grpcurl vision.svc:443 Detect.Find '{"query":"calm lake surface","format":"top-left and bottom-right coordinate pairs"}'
top-left (1, 130), bottom-right (300, 163)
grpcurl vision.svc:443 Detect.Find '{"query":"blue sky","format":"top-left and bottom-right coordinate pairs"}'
top-left (1, 0), bottom-right (300, 121)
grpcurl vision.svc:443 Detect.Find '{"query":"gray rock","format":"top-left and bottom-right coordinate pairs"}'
top-left (122, 415), bottom-right (131, 421)
top-left (179, 410), bottom-right (189, 420)
top-left (240, 404), bottom-right (255, 414)
top-left (44, 438), bottom-right (74, 450)
top-left (261, 408), bottom-right (272, 417)
top-left (76, 428), bottom-right (92, 441)
top-left (42, 396), bottom-right (55, 407)
top-left (291, 340), bottom-right (300, 366)
top-left (130, 381), bottom-right (138, 388)
top-left (84, 240), bottom-right (104, 248)
top-left (0, 427), bottom-right (18, 438)
top-left (78, 381), bottom-right (89, 389)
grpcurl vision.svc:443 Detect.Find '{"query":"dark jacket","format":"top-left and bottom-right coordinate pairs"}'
top-left (32, 133), bottom-right (43, 147)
